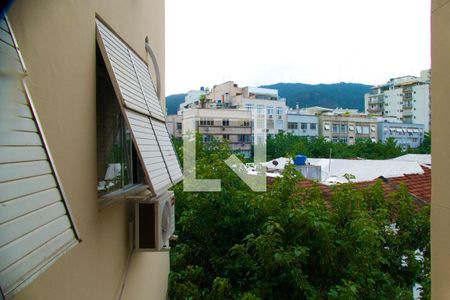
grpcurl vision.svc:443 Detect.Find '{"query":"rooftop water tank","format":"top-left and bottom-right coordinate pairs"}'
top-left (294, 155), bottom-right (307, 166)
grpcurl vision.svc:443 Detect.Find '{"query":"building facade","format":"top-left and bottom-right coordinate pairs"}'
top-left (1, 1), bottom-right (179, 299)
top-left (205, 82), bottom-right (288, 135)
top-left (365, 72), bottom-right (431, 132)
top-left (286, 112), bottom-right (319, 138)
top-left (166, 114), bottom-right (183, 138)
top-left (377, 121), bottom-right (425, 149)
top-left (319, 114), bottom-right (378, 144)
top-left (182, 108), bottom-right (253, 157)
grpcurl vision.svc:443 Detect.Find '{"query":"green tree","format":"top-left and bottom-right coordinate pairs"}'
top-left (169, 141), bottom-right (430, 299)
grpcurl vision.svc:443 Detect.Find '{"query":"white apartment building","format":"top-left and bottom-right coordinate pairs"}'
top-left (365, 71), bottom-right (431, 132)
top-left (179, 89), bottom-right (207, 112)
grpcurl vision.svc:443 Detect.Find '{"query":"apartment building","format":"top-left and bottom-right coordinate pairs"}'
top-left (206, 82), bottom-right (288, 135)
top-left (377, 121), bottom-right (425, 149)
top-left (319, 113), bottom-right (378, 144)
top-left (1, 1), bottom-right (181, 299)
top-left (178, 88), bottom-right (206, 112)
top-left (166, 114), bottom-right (183, 138)
top-left (365, 72), bottom-right (431, 132)
top-left (286, 111), bottom-right (319, 138)
top-left (182, 108), bottom-right (253, 158)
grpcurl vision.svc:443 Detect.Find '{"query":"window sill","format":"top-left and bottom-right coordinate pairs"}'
top-left (98, 184), bottom-right (151, 209)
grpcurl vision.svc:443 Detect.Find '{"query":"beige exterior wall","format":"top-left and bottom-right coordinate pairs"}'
top-left (207, 81), bottom-right (243, 102)
top-left (7, 0), bottom-right (168, 299)
top-left (319, 115), bottom-right (378, 144)
top-left (183, 108), bottom-right (253, 154)
top-left (431, 0), bottom-right (450, 299)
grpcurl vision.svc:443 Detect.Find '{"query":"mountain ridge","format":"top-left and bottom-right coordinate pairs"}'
top-left (165, 82), bottom-right (372, 115)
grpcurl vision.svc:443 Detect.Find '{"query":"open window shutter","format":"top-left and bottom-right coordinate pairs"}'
top-left (0, 14), bottom-right (80, 298)
top-left (95, 18), bottom-right (183, 195)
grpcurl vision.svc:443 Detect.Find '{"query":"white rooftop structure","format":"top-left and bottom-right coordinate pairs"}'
top-left (307, 158), bottom-right (424, 184)
top-left (247, 86), bottom-right (278, 96)
top-left (254, 157), bottom-right (426, 185)
top-left (390, 154), bottom-right (431, 166)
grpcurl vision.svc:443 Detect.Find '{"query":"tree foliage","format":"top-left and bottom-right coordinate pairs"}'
top-left (266, 133), bottom-right (430, 161)
top-left (169, 141), bottom-right (430, 299)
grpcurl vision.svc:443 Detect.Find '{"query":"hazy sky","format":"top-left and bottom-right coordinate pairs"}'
top-left (166, 0), bottom-right (430, 95)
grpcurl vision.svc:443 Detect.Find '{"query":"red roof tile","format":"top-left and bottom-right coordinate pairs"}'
top-left (387, 166), bottom-right (431, 203)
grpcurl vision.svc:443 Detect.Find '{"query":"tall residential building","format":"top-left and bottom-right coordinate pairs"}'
top-left (1, 1), bottom-right (180, 299)
top-left (182, 108), bottom-right (253, 158)
top-left (365, 71), bottom-right (431, 132)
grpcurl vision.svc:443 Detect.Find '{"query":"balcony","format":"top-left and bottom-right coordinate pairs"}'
top-left (403, 102), bottom-right (413, 109)
top-left (368, 96), bottom-right (383, 104)
top-left (367, 105), bottom-right (382, 113)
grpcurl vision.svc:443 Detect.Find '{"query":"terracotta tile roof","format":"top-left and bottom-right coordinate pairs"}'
top-left (386, 166), bottom-right (431, 203)
top-left (268, 165), bottom-right (431, 207)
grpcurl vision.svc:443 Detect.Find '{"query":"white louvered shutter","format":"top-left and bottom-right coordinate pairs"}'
top-left (0, 14), bottom-right (80, 298)
top-left (96, 18), bottom-right (182, 195)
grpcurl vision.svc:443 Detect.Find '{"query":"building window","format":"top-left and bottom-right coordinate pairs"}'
top-left (222, 119), bottom-right (230, 126)
top-left (362, 126), bottom-right (370, 134)
top-left (257, 104), bottom-right (265, 114)
top-left (332, 124), bottom-right (339, 133)
top-left (200, 118), bottom-right (214, 126)
top-left (242, 120), bottom-right (251, 127)
top-left (238, 134), bottom-right (251, 143)
top-left (97, 47), bottom-right (143, 196)
top-left (310, 123), bottom-right (317, 130)
top-left (244, 103), bottom-right (254, 110)
top-left (276, 120), bottom-right (284, 129)
top-left (301, 123), bottom-right (308, 130)
top-left (267, 106), bottom-right (274, 115)
top-left (340, 124), bottom-right (347, 132)
top-left (223, 134), bottom-right (230, 140)
top-left (288, 122), bottom-right (298, 129)
top-left (267, 119), bottom-right (274, 129)
top-left (356, 126), bottom-right (362, 134)
top-left (276, 107), bottom-right (283, 115)
top-left (176, 122), bottom-right (182, 130)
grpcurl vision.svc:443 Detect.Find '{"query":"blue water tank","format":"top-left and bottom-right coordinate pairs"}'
top-left (294, 155), bottom-right (307, 166)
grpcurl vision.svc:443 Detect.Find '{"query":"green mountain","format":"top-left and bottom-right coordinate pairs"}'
top-left (165, 83), bottom-right (372, 114)
top-left (166, 93), bottom-right (186, 115)
top-left (260, 82), bottom-right (371, 111)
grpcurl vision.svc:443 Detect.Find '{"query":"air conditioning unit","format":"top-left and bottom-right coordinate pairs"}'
top-left (222, 127), bottom-right (226, 131)
top-left (278, 115), bottom-right (282, 119)
top-left (269, 115), bottom-right (273, 119)
top-left (135, 191), bottom-right (175, 251)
